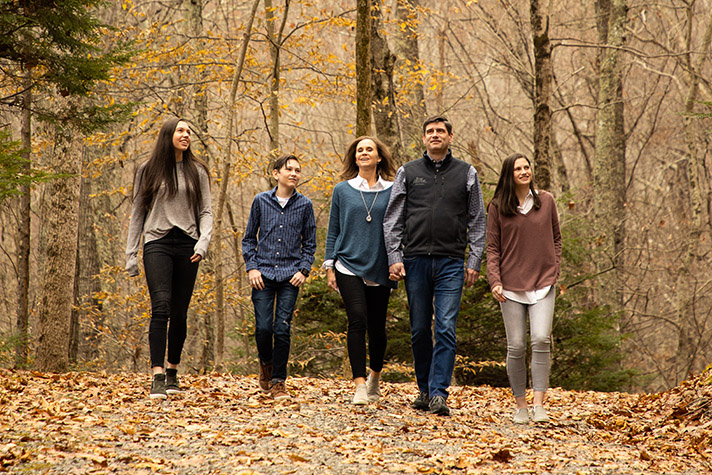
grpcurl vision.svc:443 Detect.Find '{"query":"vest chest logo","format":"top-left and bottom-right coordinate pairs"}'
top-left (413, 177), bottom-right (428, 186)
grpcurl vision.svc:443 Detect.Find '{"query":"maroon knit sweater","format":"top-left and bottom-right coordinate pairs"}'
top-left (486, 191), bottom-right (562, 292)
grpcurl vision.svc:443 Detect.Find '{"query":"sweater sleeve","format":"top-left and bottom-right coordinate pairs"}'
top-left (550, 194), bottom-right (562, 281)
top-left (485, 202), bottom-right (502, 288)
top-left (324, 186), bottom-right (341, 263)
top-left (193, 167), bottom-right (213, 258)
top-left (125, 165), bottom-right (147, 277)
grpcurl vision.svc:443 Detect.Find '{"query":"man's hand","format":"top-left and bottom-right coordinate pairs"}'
top-left (389, 262), bottom-right (406, 281)
top-left (290, 271), bottom-right (307, 287)
top-left (326, 268), bottom-right (338, 291)
top-left (248, 269), bottom-right (264, 290)
top-left (465, 268), bottom-right (479, 288)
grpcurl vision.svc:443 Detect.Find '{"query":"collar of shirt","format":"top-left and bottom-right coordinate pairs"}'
top-left (347, 175), bottom-right (393, 191)
top-left (425, 150), bottom-right (452, 169)
top-left (270, 186), bottom-right (296, 202)
top-left (517, 189), bottom-right (535, 215)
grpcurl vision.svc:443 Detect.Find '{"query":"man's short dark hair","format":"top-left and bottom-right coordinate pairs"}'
top-left (422, 115), bottom-right (452, 135)
top-left (272, 154), bottom-right (299, 171)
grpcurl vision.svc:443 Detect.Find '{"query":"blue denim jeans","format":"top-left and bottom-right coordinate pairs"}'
top-left (143, 228), bottom-right (200, 368)
top-left (404, 256), bottom-right (464, 399)
top-left (252, 277), bottom-right (300, 382)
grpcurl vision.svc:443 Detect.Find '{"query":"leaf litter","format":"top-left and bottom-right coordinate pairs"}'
top-left (0, 367), bottom-right (710, 474)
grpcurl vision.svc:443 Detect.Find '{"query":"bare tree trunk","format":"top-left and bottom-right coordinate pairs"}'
top-left (593, 0), bottom-right (627, 310)
top-left (674, 7), bottom-right (712, 383)
top-left (214, 0), bottom-right (260, 371)
top-left (35, 107), bottom-right (82, 373)
top-left (184, 0), bottom-right (215, 373)
top-left (530, 0), bottom-right (553, 191)
top-left (264, 0), bottom-right (289, 156)
top-left (356, 0), bottom-right (372, 136)
top-left (371, 1), bottom-right (401, 162)
top-left (15, 67), bottom-right (31, 367)
top-left (394, 0), bottom-right (426, 162)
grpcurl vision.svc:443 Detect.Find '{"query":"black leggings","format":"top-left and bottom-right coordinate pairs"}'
top-left (143, 228), bottom-right (199, 368)
top-left (335, 270), bottom-right (390, 379)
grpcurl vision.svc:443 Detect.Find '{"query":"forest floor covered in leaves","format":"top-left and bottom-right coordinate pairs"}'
top-left (0, 368), bottom-right (710, 474)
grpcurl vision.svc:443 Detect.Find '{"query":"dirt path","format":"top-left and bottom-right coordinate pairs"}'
top-left (0, 370), bottom-right (709, 474)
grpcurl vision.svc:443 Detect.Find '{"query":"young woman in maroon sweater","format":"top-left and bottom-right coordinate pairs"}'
top-left (486, 153), bottom-right (561, 424)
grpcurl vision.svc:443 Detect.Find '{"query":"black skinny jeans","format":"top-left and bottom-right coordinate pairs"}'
top-left (335, 270), bottom-right (390, 380)
top-left (143, 227), bottom-right (200, 368)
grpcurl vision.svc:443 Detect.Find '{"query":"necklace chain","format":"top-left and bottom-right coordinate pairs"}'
top-left (359, 189), bottom-right (379, 222)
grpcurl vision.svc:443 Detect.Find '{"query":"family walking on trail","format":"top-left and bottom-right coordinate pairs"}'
top-left (126, 115), bottom-right (561, 425)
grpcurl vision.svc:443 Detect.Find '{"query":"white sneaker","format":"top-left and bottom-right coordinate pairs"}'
top-left (512, 407), bottom-right (529, 424)
top-left (365, 374), bottom-right (380, 402)
top-left (531, 405), bottom-right (550, 423)
top-left (352, 383), bottom-right (368, 405)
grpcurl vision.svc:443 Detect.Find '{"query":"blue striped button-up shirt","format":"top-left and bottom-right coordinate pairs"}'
top-left (242, 187), bottom-right (317, 282)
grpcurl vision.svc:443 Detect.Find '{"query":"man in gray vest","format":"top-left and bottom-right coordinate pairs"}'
top-left (383, 115), bottom-right (486, 416)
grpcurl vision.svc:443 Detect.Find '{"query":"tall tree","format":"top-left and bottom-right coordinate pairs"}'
top-left (355, 0), bottom-right (372, 136)
top-left (593, 0), bottom-right (627, 309)
top-left (15, 68), bottom-right (31, 367)
top-left (530, 0), bottom-right (553, 191)
top-left (393, 0), bottom-right (426, 161)
top-left (264, 0), bottom-right (290, 156)
top-left (36, 112), bottom-right (82, 372)
top-left (370, 1), bottom-right (400, 161)
top-left (214, 0), bottom-right (261, 370)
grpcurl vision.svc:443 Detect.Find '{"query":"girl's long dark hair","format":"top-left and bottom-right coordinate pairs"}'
top-left (341, 135), bottom-right (397, 181)
top-left (134, 118), bottom-right (209, 221)
top-left (490, 153), bottom-right (541, 216)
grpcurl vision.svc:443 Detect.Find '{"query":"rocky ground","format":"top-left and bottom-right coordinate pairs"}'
top-left (0, 368), bottom-right (710, 474)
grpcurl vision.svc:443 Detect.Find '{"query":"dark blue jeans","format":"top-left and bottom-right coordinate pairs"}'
top-left (252, 277), bottom-right (300, 382)
top-left (143, 228), bottom-right (200, 368)
top-left (404, 256), bottom-right (464, 399)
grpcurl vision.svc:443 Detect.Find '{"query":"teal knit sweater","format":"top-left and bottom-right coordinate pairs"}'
top-left (325, 181), bottom-right (396, 289)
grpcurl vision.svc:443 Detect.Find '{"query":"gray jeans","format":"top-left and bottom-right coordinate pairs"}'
top-left (500, 288), bottom-right (555, 398)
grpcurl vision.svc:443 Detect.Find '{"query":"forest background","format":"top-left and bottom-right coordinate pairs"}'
top-left (1, 0), bottom-right (712, 395)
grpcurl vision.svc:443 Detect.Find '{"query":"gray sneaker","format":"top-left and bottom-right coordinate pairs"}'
top-left (512, 407), bottom-right (529, 424)
top-left (531, 405), bottom-right (550, 423)
top-left (352, 383), bottom-right (368, 405)
top-left (165, 374), bottom-right (181, 395)
top-left (412, 391), bottom-right (430, 410)
top-left (365, 374), bottom-right (380, 402)
top-left (429, 395), bottom-right (450, 416)
top-left (150, 374), bottom-right (167, 400)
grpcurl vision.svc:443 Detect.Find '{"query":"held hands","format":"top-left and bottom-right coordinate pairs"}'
top-left (465, 268), bottom-right (479, 288)
top-left (190, 253), bottom-right (202, 263)
top-left (389, 263), bottom-right (406, 281)
top-left (491, 284), bottom-right (507, 302)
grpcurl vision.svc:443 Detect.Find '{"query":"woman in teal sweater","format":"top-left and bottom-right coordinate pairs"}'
top-left (325, 136), bottom-right (397, 405)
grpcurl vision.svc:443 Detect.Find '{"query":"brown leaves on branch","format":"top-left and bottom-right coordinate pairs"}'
top-left (0, 367), bottom-right (710, 474)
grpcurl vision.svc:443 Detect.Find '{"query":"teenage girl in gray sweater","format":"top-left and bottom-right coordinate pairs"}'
top-left (126, 118), bottom-right (212, 399)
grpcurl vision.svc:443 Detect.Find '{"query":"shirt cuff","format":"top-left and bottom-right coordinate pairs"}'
top-left (387, 251), bottom-right (403, 267)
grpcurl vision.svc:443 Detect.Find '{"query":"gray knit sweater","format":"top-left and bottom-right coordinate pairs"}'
top-left (125, 161), bottom-right (213, 276)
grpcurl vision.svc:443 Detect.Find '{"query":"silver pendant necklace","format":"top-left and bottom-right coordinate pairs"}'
top-left (359, 190), bottom-right (379, 222)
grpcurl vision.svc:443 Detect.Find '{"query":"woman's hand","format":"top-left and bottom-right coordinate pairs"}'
top-left (326, 268), bottom-right (338, 291)
top-left (492, 284), bottom-right (506, 302)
